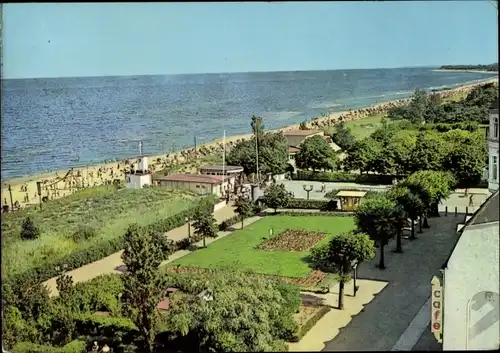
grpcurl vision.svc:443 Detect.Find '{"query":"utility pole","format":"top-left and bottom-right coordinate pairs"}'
top-left (194, 136), bottom-right (197, 155)
top-left (255, 134), bottom-right (260, 183)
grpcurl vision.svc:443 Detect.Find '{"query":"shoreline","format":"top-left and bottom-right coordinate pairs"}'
top-left (432, 69), bottom-right (498, 74)
top-left (1, 77), bottom-right (498, 209)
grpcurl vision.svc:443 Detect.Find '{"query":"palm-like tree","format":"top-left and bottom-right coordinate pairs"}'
top-left (355, 193), bottom-right (403, 269)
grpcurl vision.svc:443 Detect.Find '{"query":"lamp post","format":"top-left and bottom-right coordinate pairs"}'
top-left (303, 184), bottom-right (313, 200)
top-left (185, 216), bottom-right (191, 238)
top-left (351, 260), bottom-right (359, 297)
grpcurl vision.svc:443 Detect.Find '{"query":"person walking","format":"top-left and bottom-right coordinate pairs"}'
top-left (469, 194), bottom-right (474, 208)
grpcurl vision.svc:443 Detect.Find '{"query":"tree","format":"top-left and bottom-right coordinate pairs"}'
top-left (401, 171), bottom-right (456, 228)
top-left (234, 197), bottom-right (254, 228)
top-left (54, 274), bottom-right (77, 344)
top-left (263, 184), bottom-right (290, 213)
top-left (121, 224), bottom-right (167, 353)
top-left (251, 115), bottom-right (265, 142)
top-left (165, 269), bottom-right (297, 352)
top-left (192, 207), bottom-right (218, 248)
top-left (295, 135), bottom-right (338, 171)
top-left (408, 131), bottom-right (449, 173)
top-left (385, 130), bottom-right (418, 176)
top-left (227, 131), bottom-right (289, 176)
top-left (354, 193), bottom-right (404, 269)
top-left (20, 216), bottom-right (40, 240)
top-left (387, 186), bottom-right (424, 241)
top-left (405, 89), bottom-right (429, 124)
top-left (443, 131), bottom-right (486, 189)
top-left (310, 232), bottom-right (375, 309)
top-left (331, 122), bottom-right (356, 151)
top-left (342, 139), bottom-right (376, 174)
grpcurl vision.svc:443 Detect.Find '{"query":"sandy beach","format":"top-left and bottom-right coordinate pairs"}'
top-left (2, 78), bottom-right (497, 210)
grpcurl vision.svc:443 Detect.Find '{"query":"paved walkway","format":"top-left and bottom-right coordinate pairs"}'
top-left (320, 213), bottom-right (464, 351)
top-left (43, 204), bottom-right (238, 296)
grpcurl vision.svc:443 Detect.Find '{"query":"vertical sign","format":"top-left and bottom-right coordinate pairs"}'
top-left (431, 276), bottom-right (443, 343)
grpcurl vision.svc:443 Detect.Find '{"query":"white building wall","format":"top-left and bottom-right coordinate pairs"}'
top-left (125, 174), bottom-right (152, 189)
top-left (488, 112), bottom-right (499, 192)
top-left (443, 222), bottom-right (500, 350)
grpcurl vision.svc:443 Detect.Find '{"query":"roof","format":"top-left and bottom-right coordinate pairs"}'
top-left (336, 190), bottom-right (367, 198)
top-left (469, 190), bottom-right (499, 225)
top-left (441, 190), bottom-right (499, 269)
top-left (200, 165), bottom-right (244, 172)
top-left (153, 173), bottom-right (227, 184)
top-left (157, 298), bottom-right (170, 311)
top-left (283, 129), bottom-right (323, 136)
top-left (288, 146), bottom-right (300, 153)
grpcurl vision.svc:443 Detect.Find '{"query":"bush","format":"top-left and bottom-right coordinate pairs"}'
top-left (290, 306), bottom-right (331, 342)
top-left (293, 170), bottom-right (398, 185)
top-left (324, 189), bottom-right (379, 199)
top-left (20, 217), bottom-right (40, 241)
top-left (4, 197), bottom-right (216, 290)
top-left (12, 339), bottom-right (87, 353)
top-left (277, 211), bottom-right (354, 217)
top-left (71, 225), bottom-right (97, 242)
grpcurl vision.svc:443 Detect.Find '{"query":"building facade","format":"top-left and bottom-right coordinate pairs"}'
top-left (125, 156), bottom-right (152, 189)
top-left (488, 100), bottom-right (499, 192)
top-left (441, 191), bottom-right (500, 350)
top-left (152, 173), bottom-right (232, 198)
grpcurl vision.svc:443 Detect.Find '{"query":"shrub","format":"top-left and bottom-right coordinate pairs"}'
top-left (293, 170), bottom-right (398, 185)
top-left (277, 211), bottom-right (354, 217)
top-left (71, 225), bottom-right (97, 242)
top-left (20, 216), bottom-right (40, 241)
top-left (12, 339), bottom-right (87, 353)
top-left (290, 306), bottom-right (331, 342)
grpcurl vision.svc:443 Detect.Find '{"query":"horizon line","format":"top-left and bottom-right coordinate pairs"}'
top-left (3, 64), bottom-right (449, 81)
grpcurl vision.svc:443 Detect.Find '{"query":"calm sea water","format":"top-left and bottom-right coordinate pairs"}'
top-left (1, 68), bottom-right (496, 179)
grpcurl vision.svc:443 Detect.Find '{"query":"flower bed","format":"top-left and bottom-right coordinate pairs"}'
top-left (257, 229), bottom-right (328, 252)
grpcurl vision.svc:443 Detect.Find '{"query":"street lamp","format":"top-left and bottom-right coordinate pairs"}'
top-left (185, 216), bottom-right (191, 238)
top-left (351, 260), bottom-right (359, 297)
top-left (303, 184), bottom-right (313, 200)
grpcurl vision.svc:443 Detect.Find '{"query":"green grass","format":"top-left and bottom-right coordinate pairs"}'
top-left (2, 186), bottom-right (199, 278)
top-left (171, 215), bottom-right (355, 278)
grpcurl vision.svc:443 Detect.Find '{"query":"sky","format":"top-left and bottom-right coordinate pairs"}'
top-left (2, 1), bottom-right (498, 79)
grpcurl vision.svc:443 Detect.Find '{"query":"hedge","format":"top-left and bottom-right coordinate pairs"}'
top-left (277, 211), bottom-right (354, 217)
top-left (4, 197), bottom-right (217, 290)
top-left (12, 340), bottom-right (86, 353)
top-left (218, 203), bottom-right (264, 231)
top-left (324, 189), bottom-right (379, 199)
top-left (289, 305), bottom-right (331, 342)
top-left (293, 170), bottom-right (400, 185)
top-left (286, 198), bottom-right (356, 212)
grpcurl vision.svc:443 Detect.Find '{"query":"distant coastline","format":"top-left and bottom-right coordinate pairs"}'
top-left (432, 69), bottom-right (498, 74)
top-left (435, 63), bottom-right (498, 74)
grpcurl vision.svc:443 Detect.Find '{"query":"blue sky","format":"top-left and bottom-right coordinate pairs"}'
top-left (3, 1), bottom-right (498, 79)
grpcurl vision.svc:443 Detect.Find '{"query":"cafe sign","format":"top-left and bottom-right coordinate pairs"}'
top-left (431, 276), bottom-right (443, 343)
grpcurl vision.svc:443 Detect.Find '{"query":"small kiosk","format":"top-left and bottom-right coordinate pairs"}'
top-left (337, 190), bottom-right (367, 211)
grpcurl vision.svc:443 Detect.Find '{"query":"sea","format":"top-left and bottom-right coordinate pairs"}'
top-left (1, 67), bottom-right (496, 180)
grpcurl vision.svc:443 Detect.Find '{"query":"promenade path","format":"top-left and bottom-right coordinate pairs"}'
top-left (43, 203), bottom-right (238, 296)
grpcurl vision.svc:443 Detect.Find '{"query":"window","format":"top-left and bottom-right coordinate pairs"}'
top-left (493, 156), bottom-right (498, 182)
top-left (494, 117), bottom-right (499, 139)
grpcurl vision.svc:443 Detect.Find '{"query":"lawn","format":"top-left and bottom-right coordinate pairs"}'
top-left (2, 185), bottom-right (200, 278)
top-left (171, 215), bottom-right (355, 278)
top-left (324, 113), bottom-right (394, 140)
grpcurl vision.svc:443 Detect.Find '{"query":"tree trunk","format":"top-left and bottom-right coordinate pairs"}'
top-left (338, 281), bottom-right (345, 310)
top-left (430, 202), bottom-right (440, 217)
top-left (378, 243), bottom-right (386, 269)
top-left (418, 217), bottom-right (423, 233)
top-left (423, 216), bottom-right (430, 228)
top-left (241, 218), bottom-right (244, 229)
top-left (203, 236), bottom-right (206, 248)
top-left (410, 219), bottom-right (416, 240)
top-left (395, 232), bottom-right (403, 253)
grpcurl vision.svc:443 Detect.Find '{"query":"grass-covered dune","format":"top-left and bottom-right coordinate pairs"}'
top-left (2, 186), bottom-right (200, 279)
